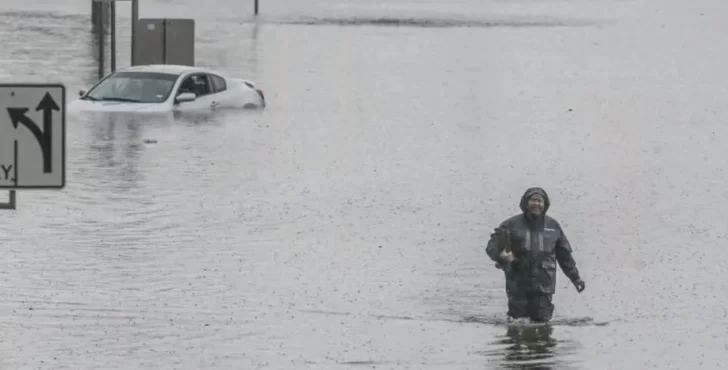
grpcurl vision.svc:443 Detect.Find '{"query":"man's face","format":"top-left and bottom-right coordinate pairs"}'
top-left (527, 194), bottom-right (545, 215)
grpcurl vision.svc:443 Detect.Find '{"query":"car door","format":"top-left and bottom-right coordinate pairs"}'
top-left (173, 73), bottom-right (215, 111)
top-left (207, 73), bottom-right (238, 108)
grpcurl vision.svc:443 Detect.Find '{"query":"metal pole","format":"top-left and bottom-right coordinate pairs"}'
top-left (110, 1), bottom-right (116, 72)
top-left (0, 191), bottom-right (16, 210)
top-left (97, 2), bottom-right (105, 80)
top-left (131, 0), bottom-right (139, 66)
top-left (91, 1), bottom-right (97, 25)
top-left (254, 0), bottom-right (258, 15)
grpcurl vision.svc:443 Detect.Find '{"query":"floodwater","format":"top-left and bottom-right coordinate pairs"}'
top-left (1, 0), bottom-right (727, 369)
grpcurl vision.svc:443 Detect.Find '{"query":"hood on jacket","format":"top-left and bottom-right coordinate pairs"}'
top-left (519, 187), bottom-right (551, 215)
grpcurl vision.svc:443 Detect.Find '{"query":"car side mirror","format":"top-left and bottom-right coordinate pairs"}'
top-left (79, 90), bottom-right (86, 97)
top-left (175, 92), bottom-right (196, 103)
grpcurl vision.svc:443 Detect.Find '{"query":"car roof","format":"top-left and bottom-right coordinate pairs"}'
top-left (116, 64), bottom-right (218, 76)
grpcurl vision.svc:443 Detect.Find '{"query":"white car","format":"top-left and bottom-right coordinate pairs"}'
top-left (68, 64), bottom-right (266, 113)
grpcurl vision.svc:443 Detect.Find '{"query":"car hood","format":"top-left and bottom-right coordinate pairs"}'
top-left (67, 99), bottom-right (172, 113)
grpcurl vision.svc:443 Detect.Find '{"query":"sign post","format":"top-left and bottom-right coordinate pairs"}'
top-left (0, 190), bottom-right (15, 210)
top-left (92, 0), bottom-right (138, 75)
top-left (0, 83), bottom-right (67, 210)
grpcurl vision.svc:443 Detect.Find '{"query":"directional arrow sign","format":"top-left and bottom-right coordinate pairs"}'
top-left (0, 83), bottom-right (66, 189)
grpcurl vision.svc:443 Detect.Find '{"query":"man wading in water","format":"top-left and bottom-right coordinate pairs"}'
top-left (485, 187), bottom-right (586, 323)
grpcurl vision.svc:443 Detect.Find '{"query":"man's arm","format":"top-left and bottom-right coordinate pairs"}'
top-left (554, 223), bottom-right (581, 282)
top-left (485, 223), bottom-right (510, 266)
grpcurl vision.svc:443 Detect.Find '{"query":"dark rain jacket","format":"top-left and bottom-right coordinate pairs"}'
top-left (485, 187), bottom-right (581, 295)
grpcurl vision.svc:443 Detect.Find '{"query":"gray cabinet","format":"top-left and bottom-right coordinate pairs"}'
top-left (132, 18), bottom-right (195, 66)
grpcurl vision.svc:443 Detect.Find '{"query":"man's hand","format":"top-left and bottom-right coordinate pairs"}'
top-left (499, 249), bottom-right (514, 263)
top-left (572, 279), bottom-right (585, 293)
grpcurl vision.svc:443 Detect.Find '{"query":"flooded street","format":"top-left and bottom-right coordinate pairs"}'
top-left (1, 0), bottom-right (727, 369)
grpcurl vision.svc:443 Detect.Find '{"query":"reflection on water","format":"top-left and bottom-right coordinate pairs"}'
top-left (87, 114), bottom-right (144, 191)
top-left (480, 323), bottom-right (579, 370)
top-left (499, 325), bottom-right (557, 369)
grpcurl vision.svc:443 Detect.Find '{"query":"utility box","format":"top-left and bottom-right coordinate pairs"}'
top-left (132, 18), bottom-right (195, 66)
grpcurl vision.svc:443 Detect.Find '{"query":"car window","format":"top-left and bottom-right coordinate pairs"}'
top-left (178, 74), bottom-right (212, 97)
top-left (85, 71), bottom-right (178, 103)
top-left (209, 74), bottom-right (227, 93)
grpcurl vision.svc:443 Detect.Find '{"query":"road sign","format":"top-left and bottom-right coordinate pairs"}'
top-left (0, 83), bottom-right (66, 189)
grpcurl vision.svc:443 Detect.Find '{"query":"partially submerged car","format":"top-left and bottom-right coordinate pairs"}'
top-left (68, 64), bottom-right (266, 113)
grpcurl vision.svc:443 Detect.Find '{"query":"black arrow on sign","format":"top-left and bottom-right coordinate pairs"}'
top-left (6, 92), bottom-right (60, 174)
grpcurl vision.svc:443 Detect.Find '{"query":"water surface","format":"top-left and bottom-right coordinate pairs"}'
top-left (0, 0), bottom-right (726, 369)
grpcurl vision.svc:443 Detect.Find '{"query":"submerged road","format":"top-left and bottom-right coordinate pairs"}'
top-left (0, 0), bottom-right (727, 368)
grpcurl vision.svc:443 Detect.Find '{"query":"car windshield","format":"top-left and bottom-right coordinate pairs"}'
top-left (84, 71), bottom-right (179, 103)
